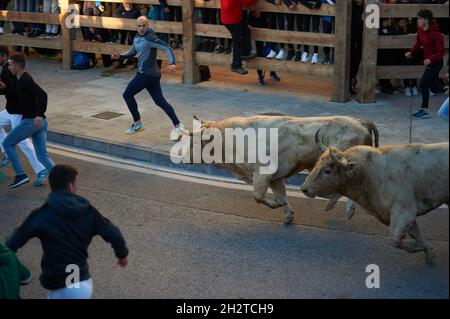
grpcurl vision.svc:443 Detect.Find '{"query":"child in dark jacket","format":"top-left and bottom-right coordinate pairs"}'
top-left (248, 10), bottom-right (281, 86)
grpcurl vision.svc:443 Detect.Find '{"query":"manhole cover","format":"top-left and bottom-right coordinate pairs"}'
top-left (91, 111), bottom-right (124, 120)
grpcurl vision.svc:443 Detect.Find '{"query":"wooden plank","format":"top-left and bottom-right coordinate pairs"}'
top-left (195, 52), bottom-right (333, 77)
top-left (74, 0), bottom-right (335, 15)
top-left (72, 40), bottom-right (183, 61)
top-left (0, 34), bottom-right (62, 49)
top-left (0, 11), bottom-right (60, 24)
top-left (377, 66), bottom-right (447, 79)
top-left (331, 0), bottom-right (351, 102)
top-left (60, 0), bottom-right (72, 70)
top-left (380, 3), bottom-right (449, 18)
top-left (182, 0), bottom-right (199, 84)
top-left (195, 24), bottom-right (336, 47)
top-left (378, 34), bottom-right (449, 49)
top-left (77, 15), bottom-right (183, 34)
top-left (358, 0), bottom-right (379, 104)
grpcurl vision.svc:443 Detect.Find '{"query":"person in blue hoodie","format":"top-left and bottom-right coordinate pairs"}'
top-left (6, 165), bottom-right (129, 299)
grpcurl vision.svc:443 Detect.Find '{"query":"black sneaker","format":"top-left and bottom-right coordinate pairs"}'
top-left (9, 174), bottom-right (30, 188)
top-left (231, 66), bottom-right (248, 75)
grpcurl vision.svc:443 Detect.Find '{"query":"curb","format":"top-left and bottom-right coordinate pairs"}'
top-left (47, 129), bottom-right (307, 188)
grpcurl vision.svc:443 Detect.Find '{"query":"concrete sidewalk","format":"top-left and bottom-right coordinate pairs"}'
top-left (1, 55), bottom-right (449, 177)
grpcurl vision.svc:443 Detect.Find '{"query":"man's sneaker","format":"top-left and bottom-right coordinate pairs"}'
top-left (231, 66), bottom-right (248, 75)
top-left (9, 174), bottom-right (30, 189)
top-left (311, 53), bottom-right (319, 64)
top-left (258, 77), bottom-right (265, 86)
top-left (34, 169), bottom-right (49, 187)
top-left (275, 49), bottom-right (286, 60)
top-left (269, 72), bottom-right (281, 81)
top-left (412, 109), bottom-right (431, 119)
top-left (170, 123), bottom-right (187, 141)
top-left (266, 50), bottom-right (277, 59)
top-left (301, 52), bottom-right (310, 63)
top-left (125, 122), bottom-right (145, 135)
top-left (0, 154), bottom-right (10, 168)
top-left (404, 87), bottom-right (412, 96)
top-left (412, 87), bottom-right (419, 96)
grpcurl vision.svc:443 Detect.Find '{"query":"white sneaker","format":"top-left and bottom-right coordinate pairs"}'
top-left (275, 49), bottom-right (286, 60)
top-left (301, 52), bottom-right (310, 63)
top-left (266, 50), bottom-right (277, 59)
top-left (170, 123), bottom-right (187, 141)
top-left (412, 87), bottom-right (419, 96)
top-left (311, 53), bottom-right (319, 64)
top-left (404, 87), bottom-right (412, 96)
top-left (0, 27), bottom-right (4, 35)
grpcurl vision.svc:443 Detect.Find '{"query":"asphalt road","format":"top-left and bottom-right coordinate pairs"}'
top-left (0, 148), bottom-right (448, 299)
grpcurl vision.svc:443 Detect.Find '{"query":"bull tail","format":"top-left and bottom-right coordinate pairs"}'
top-left (363, 120), bottom-right (379, 148)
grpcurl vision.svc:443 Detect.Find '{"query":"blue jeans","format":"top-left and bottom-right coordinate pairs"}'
top-left (123, 73), bottom-right (180, 126)
top-left (3, 118), bottom-right (55, 176)
top-left (438, 97), bottom-right (449, 122)
top-left (27, 0), bottom-right (41, 32)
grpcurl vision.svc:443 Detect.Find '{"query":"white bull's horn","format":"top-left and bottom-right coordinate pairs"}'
top-left (315, 130), bottom-right (328, 152)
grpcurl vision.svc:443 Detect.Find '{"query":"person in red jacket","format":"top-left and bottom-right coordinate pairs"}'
top-left (221, 0), bottom-right (256, 74)
top-left (406, 9), bottom-right (446, 119)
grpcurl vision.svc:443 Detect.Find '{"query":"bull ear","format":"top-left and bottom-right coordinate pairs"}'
top-left (315, 130), bottom-right (328, 152)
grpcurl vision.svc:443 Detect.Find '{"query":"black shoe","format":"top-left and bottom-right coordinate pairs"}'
top-left (231, 66), bottom-right (248, 75)
top-left (241, 52), bottom-right (257, 60)
top-left (9, 174), bottom-right (30, 188)
top-left (294, 51), bottom-right (303, 62)
top-left (286, 50), bottom-right (296, 61)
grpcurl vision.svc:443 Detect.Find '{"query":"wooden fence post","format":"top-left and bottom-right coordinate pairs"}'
top-left (60, 0), bottom-right (73, 70)
top-left (357, 0), bottom-right (378, 103)
top-left (182, 0), bottom-right (199, 84)
top-left (332, 0), bottom-right (351, 102)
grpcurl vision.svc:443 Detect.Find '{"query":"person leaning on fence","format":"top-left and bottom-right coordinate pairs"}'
top-left (0, 243), bottom-right (32, 299)
top-left (349, 0), bottom-right (364, 95)
top-left (5, 165), bottom-right (129, 299)
top-left (220, 0), bottom-right (257, 75)
top-left (406, 9), bottom-right (446, 120)
top-left (298, 0), bottom-right (321, 64)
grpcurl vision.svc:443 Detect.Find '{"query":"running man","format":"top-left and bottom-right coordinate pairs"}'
top-left (111, 16), bottom-right (185, 140)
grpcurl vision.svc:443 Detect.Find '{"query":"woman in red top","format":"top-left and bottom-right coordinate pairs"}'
top-left (221, 0), bottom-right (256, 74)
top-left (406, 9), bottom-right (445, 119)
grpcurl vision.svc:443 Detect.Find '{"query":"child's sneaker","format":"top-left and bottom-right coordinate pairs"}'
top-left (126, 122), bottom-right (145, 135)
top-left (275, 49), bottom-right (286, 60)
top-left (266, 50), bottom-right (277, 59)
top-left (311, 53), bottom-right (319, 64)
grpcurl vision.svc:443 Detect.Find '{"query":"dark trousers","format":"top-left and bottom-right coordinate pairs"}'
top-left (276, 13), bottom-right (295, 50)
top-left (225, 20), bottom-right (251, 69)
top-left (420, 60), bottom-right (444, 109)
top-left (298, 15), bottom-right (319, 53)
top-left (0, 0), bottom-right (8, 28)
top-left (123, 73), bottom-right (180, 126)
top-left (322, 19), bottom-right (334, 59)
top-left (350, 33), bottom-right (363, 81)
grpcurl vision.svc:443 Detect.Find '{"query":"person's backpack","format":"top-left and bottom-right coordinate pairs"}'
top-left (199, 65), bottom-right (211, 81)
top-left (72, 52), bottom-right (92, 70)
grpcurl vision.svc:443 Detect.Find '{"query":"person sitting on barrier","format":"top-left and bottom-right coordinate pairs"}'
top-left (111, 16), bottom-right (186, 140)
top-left (221, 0), bottom-right (257, 75)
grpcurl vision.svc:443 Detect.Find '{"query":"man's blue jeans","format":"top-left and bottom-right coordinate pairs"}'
top-left (3, 118), bottom-right (55, 176)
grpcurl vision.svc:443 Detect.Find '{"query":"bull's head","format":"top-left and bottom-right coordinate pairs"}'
top-left (301, 130), bottom-right (356, 198)
top-left (183, 116), bottom-right (221, 164)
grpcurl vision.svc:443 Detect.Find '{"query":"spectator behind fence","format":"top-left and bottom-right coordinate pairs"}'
top-left (321, 0), bottom-right (335, 65)
top-left (0, 0), bottom-right (9, 35)
top-left (298, 0), bottom-right (321, 63)
top-left (349, 0), bottom-right (364, 95)
top-left (0, 243), bottom-right (32, 299)
top-left (5, 165), bottom-right (129, 299)
top-left (377, 18), bottom-right (398, 94)
top-left (11, 0), bottom-right (26, 35)
top-left (115, 1), bottom-right (139, 45)
top-left (406, 9), bottom-right (446, 119)
top-left (221, 0), bottom-right (256, 75)
top-left (248, 10), bottom-right (281, 86)
top-left (38, 0), bottom-right (60, 39)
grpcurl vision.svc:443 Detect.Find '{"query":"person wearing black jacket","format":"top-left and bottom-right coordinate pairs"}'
top-left (6, 165), bottom-right (129, 299)
top-left (349, 0), bottom-right (364, 95)
top-left (0, 46), bottom-right (46, 185)
top-left (2, 53), bottom-right (55, 189)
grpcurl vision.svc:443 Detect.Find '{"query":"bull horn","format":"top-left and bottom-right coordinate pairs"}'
top-left (193, 115), bottom-right (205, 124)
top-left (329, 148), bottom-right (340, 162)
top-left (315, 130), bottom-right (328, 152)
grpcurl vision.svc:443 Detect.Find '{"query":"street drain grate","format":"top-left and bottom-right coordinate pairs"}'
top-left (91, 111), bottom-right (125, 120)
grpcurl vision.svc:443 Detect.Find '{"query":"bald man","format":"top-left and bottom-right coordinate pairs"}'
top-left (112, 16), bottom-right (185, 140)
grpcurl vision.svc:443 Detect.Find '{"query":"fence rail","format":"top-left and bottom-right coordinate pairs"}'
top-left (2, 1), bottom-right (446, 103)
